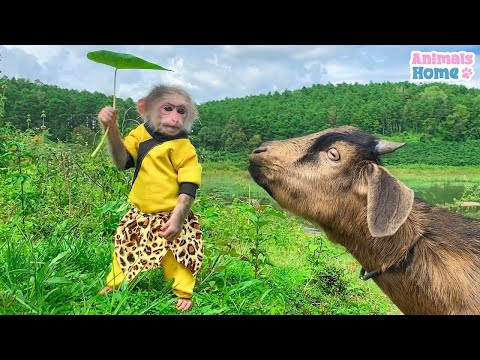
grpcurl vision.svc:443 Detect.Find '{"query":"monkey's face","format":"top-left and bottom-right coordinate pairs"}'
top-left (148, 95), bottom-right (188, 136)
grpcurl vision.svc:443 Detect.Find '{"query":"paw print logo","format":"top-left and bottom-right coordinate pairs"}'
top-left (462, 67), bottom-right (474, 80)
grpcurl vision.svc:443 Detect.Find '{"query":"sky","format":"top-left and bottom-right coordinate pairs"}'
top-left (1, 45), bottom-right (480, 104)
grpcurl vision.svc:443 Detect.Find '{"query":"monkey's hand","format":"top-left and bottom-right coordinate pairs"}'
top-left (98, 106), bottom-right (118, 131)
top-left (159, 216), bottom-right (183, 242)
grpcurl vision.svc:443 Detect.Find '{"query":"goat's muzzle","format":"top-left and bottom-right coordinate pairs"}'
top-left (248, 144), bottom-right (274, 195)
top-left (249, 143), bottom-right (270, 166)
top-left (252, 146), bottom-right (268, 154)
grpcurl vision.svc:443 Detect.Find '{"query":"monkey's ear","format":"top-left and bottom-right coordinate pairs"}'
top-left (364, 163), bottom-right (414, 237)
top-left (137, 97), bottom-right (148, 117)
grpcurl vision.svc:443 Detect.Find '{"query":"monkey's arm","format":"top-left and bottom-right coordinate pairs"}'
top-left (106, 126), bottom-right (129, 170)
top-left (171, 193), bottom-right (195, 223)
top-left (159, 193), bottom-right (195, 241)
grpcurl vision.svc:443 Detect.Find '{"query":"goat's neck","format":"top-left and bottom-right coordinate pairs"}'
top-left (320, 203), bottom-right (424, 273)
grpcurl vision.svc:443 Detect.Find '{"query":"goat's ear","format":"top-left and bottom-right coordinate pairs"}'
top-left (364, 164), bottom-right (414, 237)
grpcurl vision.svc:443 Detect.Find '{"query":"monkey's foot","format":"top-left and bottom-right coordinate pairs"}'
top-left (176, 298), bottom-right (193, 312)
top-left (98, 286), bottom-right (113, 296)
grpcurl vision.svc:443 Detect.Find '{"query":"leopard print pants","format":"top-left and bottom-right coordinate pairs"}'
top-left (114, 206), bottom-right (203, 281)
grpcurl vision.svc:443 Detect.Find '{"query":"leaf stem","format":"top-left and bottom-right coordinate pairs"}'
top-left (90, 68), bottom-right (117, 158)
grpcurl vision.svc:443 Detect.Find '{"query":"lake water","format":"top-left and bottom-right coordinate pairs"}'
top-left (413, 183), bottom-right (479, 217)
top-left (204, 180), bottom-right (480, 235)
top-left (303, 183), bottom-right (480, 235)
top-left (414, 184), bottom-right (469, 206)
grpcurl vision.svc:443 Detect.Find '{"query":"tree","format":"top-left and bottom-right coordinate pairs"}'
top-left (223, 116), bottom-right (248, 152)
top-left (197, 126), bottom-right (224, 150)
top-left (441, 104), bottom-right (470, 141)
top-left (247, 134), bottom-right (262, 152)
top-left (72, 125), bottom-right (96, 147)
top-left (327, 106), bottom-right (338, 127)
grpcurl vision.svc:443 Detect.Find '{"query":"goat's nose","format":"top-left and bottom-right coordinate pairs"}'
top-left (253, 146), bottom-right (268, 154)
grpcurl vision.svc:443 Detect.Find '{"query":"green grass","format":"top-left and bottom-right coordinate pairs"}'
top-left (1, 128), bottom-right (479, 315)
top-left (389, 164), bottom-right (480, 186)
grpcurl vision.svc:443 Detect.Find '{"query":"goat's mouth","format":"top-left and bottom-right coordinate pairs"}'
top-left (248, 160), bottom-right (275, 198)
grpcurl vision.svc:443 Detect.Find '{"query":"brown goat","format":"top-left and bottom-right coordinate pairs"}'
top-left (248, 125), bottom-right (480, 315)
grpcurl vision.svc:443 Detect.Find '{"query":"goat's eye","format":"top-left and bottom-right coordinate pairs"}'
top-left (327, 148), bottom-right (340, 161)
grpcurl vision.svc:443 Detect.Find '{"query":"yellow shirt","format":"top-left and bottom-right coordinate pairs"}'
top-left (123, 124), bottom-right (202, 213)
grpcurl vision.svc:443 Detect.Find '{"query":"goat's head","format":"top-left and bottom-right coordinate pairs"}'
top-left (248, 126), bottom-right (414, 238)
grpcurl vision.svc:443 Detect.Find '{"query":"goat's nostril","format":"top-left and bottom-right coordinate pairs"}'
top-left (253, 147), bottom-right (268, 154)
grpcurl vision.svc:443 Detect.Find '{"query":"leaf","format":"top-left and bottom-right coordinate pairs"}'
top-left (308, 244), bottom-right (320, 253)
top-left (257, 220), bottom-right (269, 228)
top-left (91, 127), bottom-right (109, 158)
top-left (1, 151), bottom-right (14, 158)
top-left (240, 255), bottom-right (250, 262)
top-left (228, 249), bottom-right (241, 257)
top-left (226, 280), bottom-right (259, 296)
top-left (48, 250), bottom-right (70, 269)
top-left (243, 206), bottom-right (257, 214)
top-left (260, 288), bottom-right (272, 303)
top-left (266, 208), bottom-right (286, 219)
top-left (14, 290), bottom-right (37, 314)
top-left (87, 50), bottom-right (173, 71)
top-left (45, 277), bottom-right (71, 284)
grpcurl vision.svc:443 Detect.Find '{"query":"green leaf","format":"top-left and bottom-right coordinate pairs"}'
top-left (1, 151), bottom-right (14, 158)
top-left (243, 206), bottom-right (257, 214)
top-left (203, 248), bottom-right (212, 256)
top-left (87, 50), bottom-right (173, 71)
top-left (48, 250), bottom-right (70, 269)
top-left (266, 208), bottom-right (286, 218)
top-left (259, 288), bottom-right (272, 303)
top-left (257, 220), bottom-right (269, 228)
top-left (229, 249), bottom-right (241, 257)
top-left (91, 127), bottom-right (109, 158)
top-left (14, 290), bottom-right (37, 313)
top-left (45, 277), bottom-right (71, 284)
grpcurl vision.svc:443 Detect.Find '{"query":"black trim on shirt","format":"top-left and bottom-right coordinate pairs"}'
top-left (179, 182), bottom-right (199, 198)
top-left (130, 126), bottom-right (190, 188)
top-left (125, 152), bottom-right (135, 170)
top-left (144, 123), bottom-right (189, 142)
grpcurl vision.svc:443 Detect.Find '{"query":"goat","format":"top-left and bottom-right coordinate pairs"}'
top-left (248, 125), bottom-right (480, 315)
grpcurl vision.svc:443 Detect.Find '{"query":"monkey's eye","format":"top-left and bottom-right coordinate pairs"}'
top-left (327, 148), bottom-right (340, 161)
top-left (177, 108), bottom-right (186, 115)
top-left (162, 105), bottom-right (173, 112)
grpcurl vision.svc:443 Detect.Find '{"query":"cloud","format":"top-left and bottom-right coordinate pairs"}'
top-left (2, 45), bottom-right (480, 105)
top-left (3, 45), bottom-right (62, 66)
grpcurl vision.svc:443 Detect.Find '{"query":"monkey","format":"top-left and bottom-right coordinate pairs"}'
top-left (97, 84), bottom-right (203, 312)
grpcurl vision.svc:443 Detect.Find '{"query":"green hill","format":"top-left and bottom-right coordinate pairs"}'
top-left (2, 77), bottom-right (480, 165)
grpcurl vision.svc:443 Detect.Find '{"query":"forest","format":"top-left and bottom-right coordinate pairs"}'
top-left (3, 76), bottom-right (480, 151)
